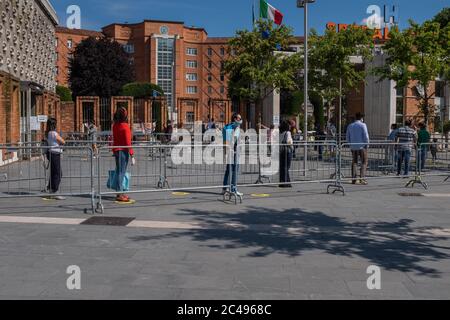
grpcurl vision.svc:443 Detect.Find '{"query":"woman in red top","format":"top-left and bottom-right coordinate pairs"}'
top-left (112, 107), bottom-right (135, 202)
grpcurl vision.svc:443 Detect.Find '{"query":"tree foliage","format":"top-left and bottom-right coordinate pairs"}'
top-left (69, 37), bottom-right (134, 98)
top-left (225, 19), bottom-right (302, 123)
top-left (121, 82), bottom-right (164, 98)
top-left (308, 26), bottom-right (375, 113)
top-left (372, 20), bottom-right (450, 124)
top-left (433, 7), bottom-right (450, 29)
top-left (56, 85), bottom-right (73, 102)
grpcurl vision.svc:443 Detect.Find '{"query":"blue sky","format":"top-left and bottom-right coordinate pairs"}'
top-left (52, 0), bottom-right (448, 36)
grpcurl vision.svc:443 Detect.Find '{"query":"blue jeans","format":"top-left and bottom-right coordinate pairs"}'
top-left (223, 154), bottom-right (239, 192)
top-left (114, 151), bottom-right (129, 192)
top-left (418, 147), bottom-right (427, 171)
top-left (397, 149), bottom-right (411, 176)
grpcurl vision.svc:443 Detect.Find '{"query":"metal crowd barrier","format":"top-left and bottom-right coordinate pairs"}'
top-left (94, 144), bottom-right (240, 213)
top-left (2, 140), bottom-right (449, 215)
top-left (0, 145), bottom-right (95, 213)
top-left (93, 141), bottom-right (340, 213)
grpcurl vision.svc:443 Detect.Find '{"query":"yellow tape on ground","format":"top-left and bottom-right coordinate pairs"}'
top-left (115, 199), bottom-right (136, 205)
top-left (172, 192), bottom-right (191, 196)
top-left (251, 193), bottom-right (271, 198)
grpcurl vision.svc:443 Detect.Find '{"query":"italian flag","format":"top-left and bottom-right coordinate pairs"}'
top-left (260, 0), bottom-right (284, 25)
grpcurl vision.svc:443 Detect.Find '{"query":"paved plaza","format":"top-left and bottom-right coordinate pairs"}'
top-left (0, 174), bottom-right (450, 300)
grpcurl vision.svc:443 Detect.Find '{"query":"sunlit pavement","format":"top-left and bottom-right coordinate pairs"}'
top-left (1, 176), bottom-right (450, 299)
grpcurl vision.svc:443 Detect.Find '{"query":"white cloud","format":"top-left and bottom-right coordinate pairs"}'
top-left (362, 12), bottom-right (383, 29)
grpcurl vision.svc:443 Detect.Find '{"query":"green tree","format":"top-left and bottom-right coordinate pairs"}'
top-left (121, 82), bottom-right (164, 98)
top-left (373, 20), bottom-right (450, 125)
top-left (225, 19), bottom-right (302, 128)
top-left (56, 85), bottom-right (73, 102)
top-left (308, 26), bottom-right (374, 125)
top-left (432, 7), bottom-right (450, 29)
top-left (69, 37), bottom-right (134, 98)
top-left (310, 91), bottom-right (325, 130)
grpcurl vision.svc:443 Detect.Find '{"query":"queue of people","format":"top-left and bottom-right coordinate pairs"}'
top-left (41, 108), bottom-right (439, 203)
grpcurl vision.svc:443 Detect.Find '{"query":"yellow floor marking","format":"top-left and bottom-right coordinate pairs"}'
top-left (251, 193), bottom-right (271, 198)
top-left (172, 192), bottom-right (190, 196)
top-left (115, 199), bottom-right (136, 205)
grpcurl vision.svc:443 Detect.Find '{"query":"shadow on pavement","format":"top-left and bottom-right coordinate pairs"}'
top-left (129, 206), bottom-right (450, 277)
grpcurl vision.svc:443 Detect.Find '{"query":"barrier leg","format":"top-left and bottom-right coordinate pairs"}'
top-left (157, 147), bottom-right (170, 189)
top-left (95, 153), bottom-right (104, 214)
top-left (327, 144), bottom-right (345, 196)
top-left (405, 149), bottom-right (428, 190)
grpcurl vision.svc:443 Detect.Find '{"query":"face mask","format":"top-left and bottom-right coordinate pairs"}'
top-left (235, 120), bottom-right (242, 126)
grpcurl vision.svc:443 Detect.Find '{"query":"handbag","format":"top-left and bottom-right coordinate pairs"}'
top-left (280, 132), bottom-right (294, 154)
top-left (107, 170), bottom-right (130, 191)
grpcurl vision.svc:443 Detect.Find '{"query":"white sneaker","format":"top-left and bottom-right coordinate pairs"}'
top-left (54, 195), bottom-right (66, 200)
top-left (234, 191), bottom-right (243, 197)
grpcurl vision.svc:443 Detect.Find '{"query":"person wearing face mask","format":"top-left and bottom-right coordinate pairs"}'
top-left (222, 113), bottom-right (243, 196)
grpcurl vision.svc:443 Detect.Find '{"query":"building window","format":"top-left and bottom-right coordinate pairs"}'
top-left (67, 39), bottom-right (73, 49)
top-left (396, 86), bottom-right (404, 126)
top-left (186, 86), bottom-right (198, 94)
top-left (186, 112), bottom-right (195, 123)
top-left (220, 86), bottom-right (225, 94)
top-left (186, 60), bottom-right (197, 68)
top-left (220, 61), bottom-right (225, 71)
top-left (186, 73), bottom-right (198, 81)
top-left (220, 47), bottom-right (225, 56)
top-left (123, 43), bottom-right (135, 54)
top-left (67, 53), bottom-right (73, 61)
top-left (436, 81), bottom-right (445, 98)
top-left (207, 48), bottom-right (212, 56)
top-left (186, 47), bottom-right (198, 56)
top-left (208, 60), bottom-right (212, 69)
top-left (220, 73), bottom-right (225, 82)
top-left (207, 73), bottom-right (212, 82)
top-left (208, 86), bottom-right (212, 94)
top-left (55, 66), bottom-right (58, 75)
top-left (157, 37), bottom-right (175, 108)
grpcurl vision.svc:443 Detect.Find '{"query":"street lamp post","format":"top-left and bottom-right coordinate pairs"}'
top-left (297, 0), bottom-right (315, 175)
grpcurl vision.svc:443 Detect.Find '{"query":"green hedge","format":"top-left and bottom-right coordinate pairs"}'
top-left (121, 82), bottom-right (164, 98)
top-left (444, 121), bottom-right (450, 134)
top-left (56, 85), bottom-right (73, 102)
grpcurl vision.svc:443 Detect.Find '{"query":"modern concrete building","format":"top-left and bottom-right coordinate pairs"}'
top-left (0, 0), bottom-right (60, 157)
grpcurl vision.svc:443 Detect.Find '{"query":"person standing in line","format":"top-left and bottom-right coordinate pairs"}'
top-left (315, 124), bottom-right (326, 161)
top-left (163, 120), bottom-right (173, 143)
top-left (395, 119), bottom-right (418, 177)
top-left (289, 120), bottom-right (298, 158)
top-left (112, 107), bottom-right (135, 202)
top-left (387, 123), bottom-right (399, 169)
top-left (430, 138), bottom-right (438, 163)
top-left (45, 118), bottom-right (65, 200)
top-left (417, 122), bottom-right (431, 171)
top-left (222, 113), bottom-right (243, 196)
top-left (346, 113), bottom-right (370, 185)
top-left (279, 120), bottom-right (294, 188)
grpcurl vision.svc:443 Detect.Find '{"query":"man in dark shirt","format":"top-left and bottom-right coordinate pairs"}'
top-left (417, 122), bottom-right (431, 171)
top-left (395, 119), bottom-right (417, 176)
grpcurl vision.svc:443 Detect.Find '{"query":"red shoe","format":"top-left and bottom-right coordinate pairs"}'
top-left (116, 195), bottom-right (130, 202)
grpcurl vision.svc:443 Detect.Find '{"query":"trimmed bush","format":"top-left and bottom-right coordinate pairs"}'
top-left (56, 85), bottom-right (73, 101)
top-left (121, 82), bottom-right (164, 98)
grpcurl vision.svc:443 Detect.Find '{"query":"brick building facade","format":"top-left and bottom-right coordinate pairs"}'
top-left (54, 20), bottom-right (449, 136)
top-left (55, 26), bottom-right (103, 87)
